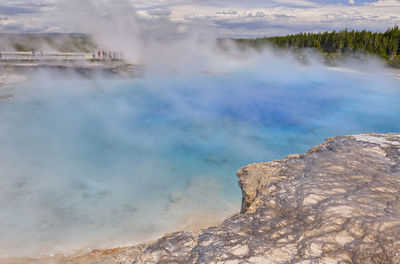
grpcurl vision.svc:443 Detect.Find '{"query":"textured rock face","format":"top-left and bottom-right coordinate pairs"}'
top-left (12, 133), bottom-right (400, 263)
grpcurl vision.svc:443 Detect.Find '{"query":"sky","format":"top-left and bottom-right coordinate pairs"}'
top-left (0, 0), bottom-right (399, 38)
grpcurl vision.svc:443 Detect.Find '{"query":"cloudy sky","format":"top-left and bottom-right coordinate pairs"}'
top-left (0, 0), bottom-right (399, 37)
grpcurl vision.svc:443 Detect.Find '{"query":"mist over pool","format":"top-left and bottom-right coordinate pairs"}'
top-left (0, 54), bottom-right (400, 258)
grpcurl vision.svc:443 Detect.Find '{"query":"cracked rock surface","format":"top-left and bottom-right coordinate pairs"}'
top-left (15, 133), bottom-right (400, 263)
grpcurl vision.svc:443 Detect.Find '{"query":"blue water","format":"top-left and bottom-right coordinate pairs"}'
top-left (0, 65), bottom-right (399, 257)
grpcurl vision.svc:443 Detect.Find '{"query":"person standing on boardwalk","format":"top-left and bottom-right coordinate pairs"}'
top-left (92, 51), bottom-right (96, 58)
top-left (98, 50), bottom-right (101, 58)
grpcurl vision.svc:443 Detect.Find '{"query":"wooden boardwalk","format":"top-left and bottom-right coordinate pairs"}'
top-left (0, 51), bottom-right (141, 77)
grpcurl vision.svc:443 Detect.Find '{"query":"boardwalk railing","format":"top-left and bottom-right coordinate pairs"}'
top-left (0, 52), bottom-right (87, 62)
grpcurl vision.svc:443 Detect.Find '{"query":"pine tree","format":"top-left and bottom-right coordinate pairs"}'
top-left (347, 33), bottom-right (354, 52)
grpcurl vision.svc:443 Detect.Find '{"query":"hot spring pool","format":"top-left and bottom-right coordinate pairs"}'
top-left (0, 65), bottom-right (399, 257)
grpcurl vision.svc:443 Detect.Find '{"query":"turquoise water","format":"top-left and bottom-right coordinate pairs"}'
top-left (0, 65), bottom-right (399, 257)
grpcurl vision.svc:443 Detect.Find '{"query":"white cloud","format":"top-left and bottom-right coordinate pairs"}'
top-left (163, 0), bottom-right (400, 36)
top-left (147, 8), bottom-right (172, 17)
top-left (216, 10), bottom-right (238, 15)
top-left (0, 0), bottom-right (399, 36)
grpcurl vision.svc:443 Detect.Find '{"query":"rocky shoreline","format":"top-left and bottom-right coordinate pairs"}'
top-left (3, 133), bottom-right (400, 264)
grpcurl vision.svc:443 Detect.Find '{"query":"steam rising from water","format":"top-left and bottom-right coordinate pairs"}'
top-left (0, 53), bottom-right (399, 258)
top-left (0, 0), bottom-right (400, 259)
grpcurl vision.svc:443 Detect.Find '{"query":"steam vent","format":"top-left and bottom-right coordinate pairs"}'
top-left (35, 133), bottom-right (400, 263)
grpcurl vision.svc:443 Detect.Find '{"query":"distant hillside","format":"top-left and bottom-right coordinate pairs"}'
top-left (0, 33), bottom-right (96, 53)
top-left (234, 26), bottom-right (400, 68)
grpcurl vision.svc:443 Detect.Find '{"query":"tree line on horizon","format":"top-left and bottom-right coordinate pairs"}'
top-left (234, 26), bottom-right (400, 67)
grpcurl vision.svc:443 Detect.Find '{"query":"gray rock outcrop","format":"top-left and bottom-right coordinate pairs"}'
top-left (10, 133), bottom-right (400, 264)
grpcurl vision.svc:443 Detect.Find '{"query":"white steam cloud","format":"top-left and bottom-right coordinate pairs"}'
top-left (0, 0), bottom-right (399, 259)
